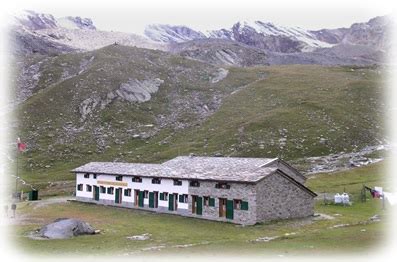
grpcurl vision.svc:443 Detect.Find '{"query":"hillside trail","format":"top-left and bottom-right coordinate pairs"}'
top-left (230, 75), bottom-right (267, 95)
top-left (1, 196), bottom-right (73, 226)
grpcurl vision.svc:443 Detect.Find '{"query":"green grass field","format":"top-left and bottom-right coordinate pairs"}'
top-left (9, 160), bottom-right (390, 257)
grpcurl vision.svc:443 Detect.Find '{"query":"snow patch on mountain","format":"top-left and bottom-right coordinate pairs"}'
top-left (57, 16), bottom-right (96, 30)
top-left (144, 24), bottom-right (206, 43)
top-left (244, 21), bottom-right (333, 49)
top-left (208, 20), bottom-right (334, 52)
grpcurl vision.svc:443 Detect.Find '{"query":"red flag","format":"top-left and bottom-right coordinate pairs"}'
top-left (17, 137), bottom-right (27, 152)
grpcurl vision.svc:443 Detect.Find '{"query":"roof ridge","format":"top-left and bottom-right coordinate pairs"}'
top-left (259, 158), bottom-right (279, 167)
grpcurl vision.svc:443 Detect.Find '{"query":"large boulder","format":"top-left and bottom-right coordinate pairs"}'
top-left (39, 218), bottom-right (96, 239)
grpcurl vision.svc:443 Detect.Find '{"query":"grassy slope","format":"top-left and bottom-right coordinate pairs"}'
top-left (150, 65), bottom-right (385, 159)
top-left (11, 161), bottom-right (389, 256)
top-left (13, 61), bottom-right (386, 191)
top-left (9, 45), bottom-right (386, 203)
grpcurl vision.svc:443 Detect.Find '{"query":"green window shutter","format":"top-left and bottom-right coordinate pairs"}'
top-left (149, 192), bottom-right (154, 208)
top-left (160, 192), bottom-right (164, 200)
top-left (226, 200), bottom-right (234, 219)
top-left (209, 197), bottom-right (215, 207)
top-left (241, 201), bottom-right (249, 210)
top-left (139, 191), bottom-right (144, 207)
top-left (168, 194), bottom-right (174, 211)
top-left (115, 188), bottom-right (120, 204)
top-left (179, 195), bottom-right (183, 203)
top-left (196, 196), bottom-right (203, 215)
top-left (95, 187), bottom-right (100, 201)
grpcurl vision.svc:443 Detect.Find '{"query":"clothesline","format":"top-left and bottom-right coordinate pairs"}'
top-left (364, 185), bottom-right (397, 206)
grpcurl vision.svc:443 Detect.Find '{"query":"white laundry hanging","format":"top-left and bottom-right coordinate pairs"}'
top-left (383, 192), bottom-right (397, 206)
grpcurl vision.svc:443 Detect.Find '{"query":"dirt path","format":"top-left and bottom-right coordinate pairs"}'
top-left (31, 196), bottom-right (73, 210)
top-left (1, 196), bottom-right (74, 226)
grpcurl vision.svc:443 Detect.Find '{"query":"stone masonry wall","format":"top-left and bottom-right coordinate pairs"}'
top-left (255, 172), bottom-right (315, 222)
top-left (188, 181), bottom-right (257, 225)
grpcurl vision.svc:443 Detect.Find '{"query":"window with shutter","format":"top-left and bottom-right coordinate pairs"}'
top-left (209, 197), bottom-right (215, 207)
top-left (241, 201), bottom-right (249, 210)
top-left (160, 192), bottom-right (164, 200)
top-left (203, 196), bottom-right (209, 207)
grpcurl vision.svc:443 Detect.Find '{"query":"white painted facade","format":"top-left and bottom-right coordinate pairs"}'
top-left (75, 173), bottom-right (189, 209)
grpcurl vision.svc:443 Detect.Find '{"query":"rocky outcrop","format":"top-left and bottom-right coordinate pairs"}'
top-left (79, 78), bottom-right (164, 121)
top-left (39, 218), bottom-right (96, 239)
top-left (168, 39), bottom-right (268, 66)
top-left (115, 78), bottom-right (164, 102)
top-left (210, 68), bottom-right (228, 83)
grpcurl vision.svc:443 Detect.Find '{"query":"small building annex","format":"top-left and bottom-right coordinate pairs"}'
top-left (72, 156), bottom-right (317, 225)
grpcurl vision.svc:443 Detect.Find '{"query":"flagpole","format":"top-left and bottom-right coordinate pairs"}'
top-left (15, 150), bottom-right (18, 194)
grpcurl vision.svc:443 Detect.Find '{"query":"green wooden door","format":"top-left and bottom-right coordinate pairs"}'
top-left (139, 191), bottom-right (144, 207)
top-left (115, 188), bottom-right (120, 203)
top-left (149, 192), bottom-right (154, 208)
top-left (196, 196), bottom-right (203, 215)
top-left (168, 194), bottom-right (174, 211)
top-left (94, 186), bottom-right (100, 201)
top-left (226, 200), bottom-right (234, 219)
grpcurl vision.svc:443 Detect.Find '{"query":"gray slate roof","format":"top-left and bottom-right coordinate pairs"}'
top-left (72, 156), bottom-right (279, 183)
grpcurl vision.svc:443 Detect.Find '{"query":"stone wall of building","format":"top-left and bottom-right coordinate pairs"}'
top-left (255, 171), bottom-right (315, 222)
top-left (188, 181), bottom-right (257, 225)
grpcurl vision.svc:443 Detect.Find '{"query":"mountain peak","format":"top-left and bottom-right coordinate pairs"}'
top-left (14, 10), bottom-right (96, 31)
top-left (57, 16), bottom-right (96, 30)
top-left (144, 24), bottom-right (206, 43)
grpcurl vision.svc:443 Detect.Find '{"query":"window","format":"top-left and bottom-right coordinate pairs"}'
top-left (203, 196), bottom-right (210, 207)
top-left (209, 197), bottom-right (215, 207)
top-left (116, 175), bottom-right (123, 181)
top-left (132, 176), bottom-right (142, 183)
top-left (152, 178), bottom-right (161, 184)
top-left (215, 183), bottom-right (231, 189)
top-left (86, 185), bottom-right (92, 192)
top-left (144, 190), bottom-right (149, 198)
top-left (178, 194), bottom-right (188, 203)
top-left (190, 180), bottom-right (200, 187)
top-left (241, 201), bottom-right (249, 211)
top-left (100, 186), bottom-right (106, 193)
top-left (234, 199), bottom-right (242, 210)
top-left (77, 184), bottom-right (83, 191)
top-left (107, 187), bottom-right (114, 195)
top-left (84, 173), bottom-right (90, 179)
top-left (124, 188), bottom-right (132, 197)
top-left (173, 179), bottom-right (182, 186)
top-left (93, 174), bottom-right (97, 179)
top-left (160, 192), bottom-right (168, 201)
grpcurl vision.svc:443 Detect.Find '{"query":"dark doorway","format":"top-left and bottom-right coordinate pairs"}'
top-left (219, 198), bottom-right (226, 217)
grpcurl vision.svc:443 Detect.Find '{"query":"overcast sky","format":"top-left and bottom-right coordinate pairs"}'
top-left (3, 0), bottom-right (395, 34)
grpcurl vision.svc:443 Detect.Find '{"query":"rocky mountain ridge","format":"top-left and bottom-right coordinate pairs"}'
top-left (11, 10), bottom-right (391, 65)
top-left (12, 10), bottom-right (164, 55)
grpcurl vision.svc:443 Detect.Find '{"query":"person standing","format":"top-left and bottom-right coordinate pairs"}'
top-left (11, 203), bottom-right (16, 218)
